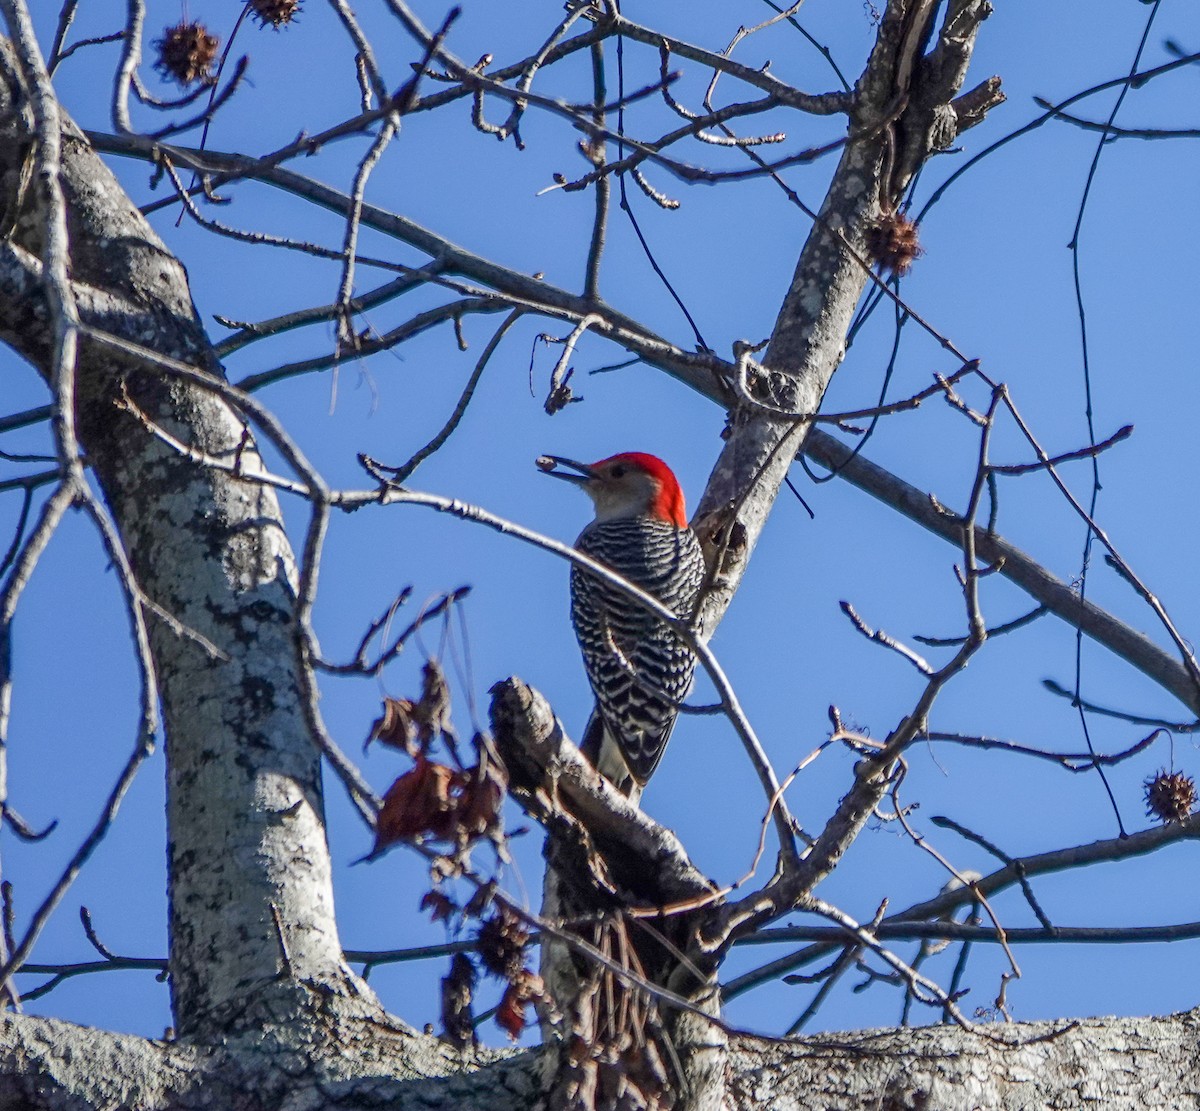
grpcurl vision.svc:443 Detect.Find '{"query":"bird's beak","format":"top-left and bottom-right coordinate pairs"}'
top-left (536, 455), bottom-right (595, 486)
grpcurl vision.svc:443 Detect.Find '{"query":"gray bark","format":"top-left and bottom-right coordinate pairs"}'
top-left (0, 35), bottom-right (372, 1039)
top-left (1, 2), bottom-right (1197, 1109)
top-left (2, 1008), bottom-right (1199, 1110)
top-left (491, 679), bottom-right (726, 1111)
top-left (726, 1010), bottom-right (1200, 1109)
top-left (696, 0), bottom-right (1000, 633)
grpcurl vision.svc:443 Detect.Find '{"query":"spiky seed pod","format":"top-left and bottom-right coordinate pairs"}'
top-left (1144, 768), bottom-right (1197, 824)
top-left (154, 21), bottom-right (219, 87)
top-left (865, 211), bottom-right (924, 276)
top-left (476, 909), bottom-right (529, 980)
top-left (248, 0), bottom-right (302, 28)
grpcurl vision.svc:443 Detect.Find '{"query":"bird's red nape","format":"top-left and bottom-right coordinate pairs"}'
top-left (592, 452), bottom-right (688, 529)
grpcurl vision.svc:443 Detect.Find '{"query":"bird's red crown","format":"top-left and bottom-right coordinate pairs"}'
top-left (593, 452), bottom-right (688, 529)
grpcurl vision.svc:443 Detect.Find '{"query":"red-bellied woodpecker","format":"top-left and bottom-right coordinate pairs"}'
top-left (539, 452), bottom-right (705, 802)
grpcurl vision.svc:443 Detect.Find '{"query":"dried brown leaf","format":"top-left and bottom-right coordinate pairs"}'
top-left (365, 696), bottom-right (419, 755)
top-left (441, 952), bottom-right (477, 1050)
top-left (373, 756), bottom-right (458, 851)
top-left (415, 660), bottom-right (454, 747)
top-left (420, 889), bottom-right (456, 924)
top-left (495, 968), bottom-right (544, 1041)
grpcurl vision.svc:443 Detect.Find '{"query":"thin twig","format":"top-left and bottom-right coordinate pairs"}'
top-left (930, 815), bottom-right (1053, 930)
top-left (146, 57), bottom-right (250, 141)
top-left (382, 309), bottom-right (522, 484)
top-left (989, 424), bottom-right (1132, 476)
top-left (583, 42), bottom-right (609, 302)
top-left (46, 0), bottom-right (81, 73)
top-left (1001, 391), bottom-right (1200, 697)
top-left (889, 772), bottom-right (1021, 980)
top-left (49, 30), bottom-right (123, 74)
top-left (327, 0), bottom-right (387, 107)
top-left (0, 713), bottom-right (154, 997)
top-left (542, 314), bottom-right (602, 415)
top-left (1037, 100), bottom-right (1200, 140)
top-left (1040, 679), bottom-right (1200, 731)
top-left (110, 0), bottom-right (145, 132)
top-left (840, 601), bottom-right (933, 676)
top-left (235, 299), bottom-right (508, 393)
top-left (214, 262), bottom-right (447, 357)
top-left (914, 604), bottom-right (1047, 647)
top-left (0, 406), bottom-right (51, 435)
top-left (723, 813), bottom-right (1200, 1000)
top-left (920, 727), bottom-right (1163, 771)
top-left (332, 107), bottom-right (403, 376)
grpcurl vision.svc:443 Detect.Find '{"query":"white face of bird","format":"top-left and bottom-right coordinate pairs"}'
top-left (579, 460), bottom-right (660, 522)
top-left (537, 453), bottom-right (686, 527)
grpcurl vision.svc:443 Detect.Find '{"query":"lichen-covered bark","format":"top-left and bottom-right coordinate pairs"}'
top-left (695, 0), bottom-right (999, 634)
top-left (0, 38), bottom-right (370, 1037)
top-left (727, 1009), bottom-right (1200, 1109)
top-left (0, 1012), bottom-right (527, 1111)
top-left (2, 1007), bottom-right (1199, 1110)
top-left (3, 4), bottom-right (1196, 1109)
top-left (491, 678), bottom-right (726, 1111)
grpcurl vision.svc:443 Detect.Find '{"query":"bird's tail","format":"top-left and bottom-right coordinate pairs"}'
top-left (580, 705), bottom-right (642, 805)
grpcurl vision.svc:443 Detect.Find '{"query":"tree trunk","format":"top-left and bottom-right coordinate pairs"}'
top-left (0, 35), bottom-right (372, 1042)
top-left (696, 0), bottom-right (999, 630)
top-left (3, 3), bottom-right (1196, 1108)
top-left (1, 1007), bottom-right (1198, 1109)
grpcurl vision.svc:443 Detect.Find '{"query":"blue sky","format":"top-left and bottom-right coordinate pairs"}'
top-left (7, 0), bottom-right (1200, 1042)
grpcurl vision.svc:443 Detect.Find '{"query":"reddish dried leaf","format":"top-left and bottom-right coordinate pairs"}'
top-left (496, 982), bottom-right (527, 1041)
top-left (365, 697), bottom-right (418, 755)
top-left (496, 968), bottom-right (544, 1040)
top-left (373, 756), bottom-right (457, 851)
top-left (457, 759), bottom-right (507, 839)
top-left (420, 890), bottom-right (456, 923)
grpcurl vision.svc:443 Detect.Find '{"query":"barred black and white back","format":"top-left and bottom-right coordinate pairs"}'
top-left (571, 517), bottom-right (705, 800)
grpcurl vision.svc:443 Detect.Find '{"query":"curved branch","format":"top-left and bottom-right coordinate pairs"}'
top-left (724, 813), bottom-right (1200, 999)
top-left (803, 429), bottom-right (1200, 715)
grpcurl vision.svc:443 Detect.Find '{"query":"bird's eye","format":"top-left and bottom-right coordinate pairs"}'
top-left (610, 465), bottom-right (626, 478)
